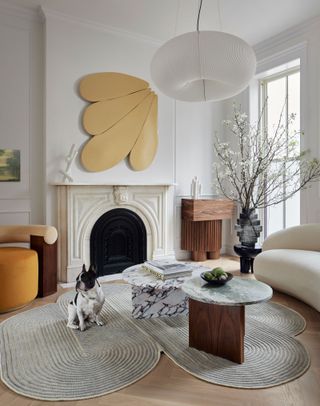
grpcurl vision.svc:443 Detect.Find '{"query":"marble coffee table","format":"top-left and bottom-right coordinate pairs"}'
top-left (182, 276), bottom-right (273, 363)
top-left (122, 264), bottom-right (207, 319)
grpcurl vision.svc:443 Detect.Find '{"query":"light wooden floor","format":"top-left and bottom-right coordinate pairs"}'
top-left (0, 257), bottom-right (319, 406)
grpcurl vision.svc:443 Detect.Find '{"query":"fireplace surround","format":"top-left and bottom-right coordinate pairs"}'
top-left (56, 184), bottom-right (175, 282)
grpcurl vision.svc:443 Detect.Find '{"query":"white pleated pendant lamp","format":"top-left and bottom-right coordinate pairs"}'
top-left (150, 1), bottom-right (256, 102)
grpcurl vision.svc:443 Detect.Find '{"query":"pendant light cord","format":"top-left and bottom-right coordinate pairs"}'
top-left (174, 0), bottom-right (181, 36)
top-left (217, 0), bottom-right (222, 30)
top-left (197, 0), bottom-right (222, 32)
top-left (196, 0), bottom-right (206, 100)
top-left (196, 0), bottom-right (203, 31)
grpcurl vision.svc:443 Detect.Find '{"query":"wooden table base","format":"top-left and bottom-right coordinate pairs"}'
top-left (189, 298), bottom-right (245, 364)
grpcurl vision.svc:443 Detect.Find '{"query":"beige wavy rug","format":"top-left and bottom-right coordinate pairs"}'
top-left (0, 284), bottom-right (309, 400)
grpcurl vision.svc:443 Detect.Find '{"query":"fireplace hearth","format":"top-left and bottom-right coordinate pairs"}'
top-left (90, 208), bottom-right (147, 276)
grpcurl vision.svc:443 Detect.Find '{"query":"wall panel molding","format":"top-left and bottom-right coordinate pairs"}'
top-left (0, 7), bottom-right (43, 224)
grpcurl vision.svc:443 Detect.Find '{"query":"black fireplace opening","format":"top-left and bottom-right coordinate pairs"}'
top-left (90, 208), bottom-right (147, 276)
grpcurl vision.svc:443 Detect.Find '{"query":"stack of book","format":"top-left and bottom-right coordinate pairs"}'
top-left (142, 260), bottom-right (195, 281)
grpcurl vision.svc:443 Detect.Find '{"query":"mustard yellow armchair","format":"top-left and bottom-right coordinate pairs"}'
top-left (0, 225), bottom-right (58, 313)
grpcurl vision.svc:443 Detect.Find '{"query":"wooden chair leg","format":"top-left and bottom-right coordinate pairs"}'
top-left (30, 235), bottom-right (57, 297)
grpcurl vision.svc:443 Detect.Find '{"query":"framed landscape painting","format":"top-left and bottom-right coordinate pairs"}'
top-left (0, 149), bottom-right (20, 182)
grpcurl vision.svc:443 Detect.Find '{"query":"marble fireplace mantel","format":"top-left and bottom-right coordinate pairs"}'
top-left (55, 183), bottom-right (176, 282)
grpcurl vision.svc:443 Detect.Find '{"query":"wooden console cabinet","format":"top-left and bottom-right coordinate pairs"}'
top-left (181, 199), bottom-right (235, 261)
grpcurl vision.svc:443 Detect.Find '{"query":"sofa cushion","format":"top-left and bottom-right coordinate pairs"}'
top-left (0, 247), bottom-right (38, 312)
top-left (255, 249), bottom-right (320, 312)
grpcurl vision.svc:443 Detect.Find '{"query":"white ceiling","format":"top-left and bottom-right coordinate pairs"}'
top-left (1, 0), bottom-right (320, 45)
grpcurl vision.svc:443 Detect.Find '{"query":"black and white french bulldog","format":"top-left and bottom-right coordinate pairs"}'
top-left (67, 264), bottom-right (105, 331)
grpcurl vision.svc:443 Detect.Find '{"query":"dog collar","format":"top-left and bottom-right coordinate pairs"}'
top-left (80, 291), bottom-right (97, 300)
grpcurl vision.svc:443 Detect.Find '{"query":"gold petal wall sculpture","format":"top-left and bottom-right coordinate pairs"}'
top-left (79, 72), bottom-right (149, 102)
top-left (80, 72), bottom-right (158, 172)
top-left (83, 89), bottom-right (151, 135)
top-left (129, 96), bottom-right (158, 171)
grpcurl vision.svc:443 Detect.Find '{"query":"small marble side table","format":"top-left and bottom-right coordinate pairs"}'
top-left (182, 276), bottom-right (272, 363)
top-left (122, 264), bottom-right (206, 319)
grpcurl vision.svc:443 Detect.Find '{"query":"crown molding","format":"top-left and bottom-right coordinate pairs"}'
top-left (0, 0), bottom-right (41, 22)
top-left (254, 15), bottom-right (320, 60)
top-left (40, 6), bottom-right (162, 47)
top-left (256, 41), bottom-right (307, 74)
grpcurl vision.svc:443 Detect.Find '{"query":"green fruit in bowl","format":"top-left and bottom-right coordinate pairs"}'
top-left (212, 267), bottom-right (224, 272)
top-left (204, 272), bottom-right (213, 280)
top-left (211, 267), bottom-right (228, 279)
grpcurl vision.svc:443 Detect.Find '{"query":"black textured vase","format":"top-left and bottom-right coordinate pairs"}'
top-left (235, 208), bottom-right (263, 247)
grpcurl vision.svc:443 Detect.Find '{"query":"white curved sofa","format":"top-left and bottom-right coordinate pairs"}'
top-left (254, 224), bottom-right (320, 312)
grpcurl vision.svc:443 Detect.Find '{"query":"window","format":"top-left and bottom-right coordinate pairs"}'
top-left (260, 67), bottom-right (300, 237)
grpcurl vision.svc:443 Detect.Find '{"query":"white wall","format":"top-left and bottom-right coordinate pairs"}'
top-left (43, 10), bottom-right (175, 226)
top-left (174, 100), bottom-right (226, 258)
top-left (0, 5), bottom-right (43, 225)
top-left (44, 11), bottom-right (174, 186)
top-left (43, 9), bottom-right (223, 259)
top-left (0, 3), bottom-right (224, 257)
